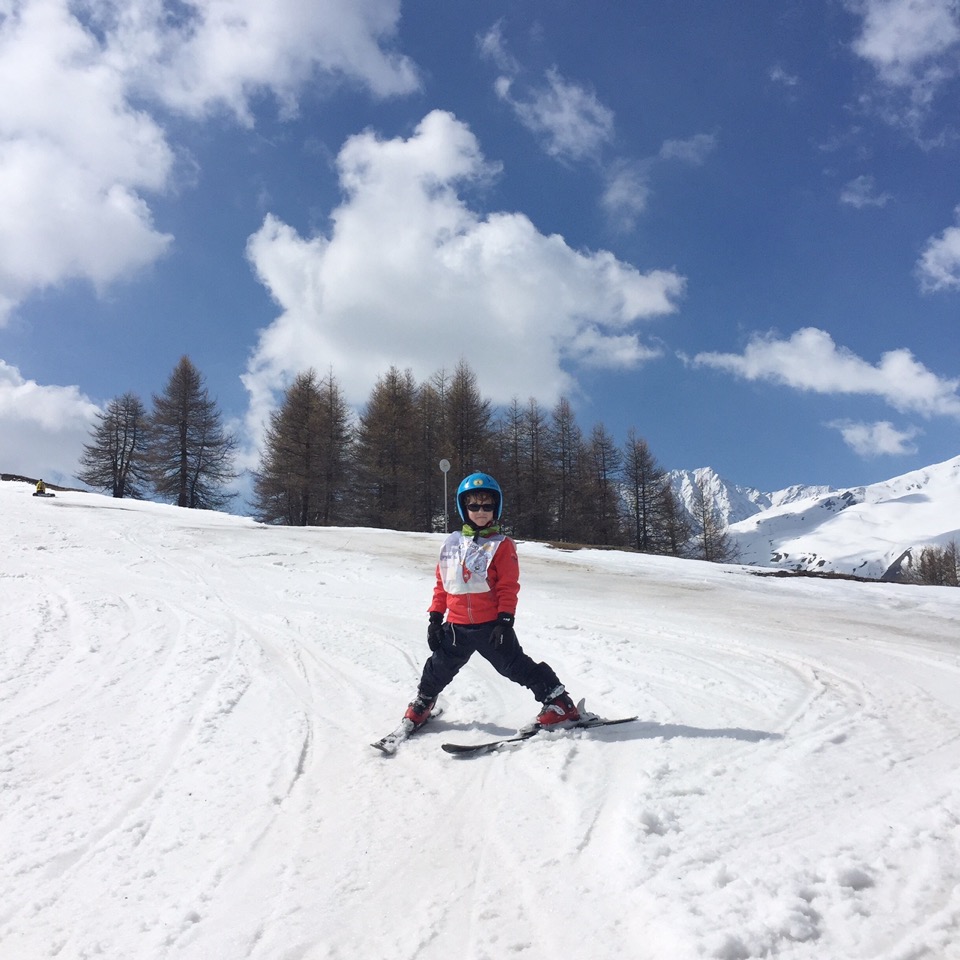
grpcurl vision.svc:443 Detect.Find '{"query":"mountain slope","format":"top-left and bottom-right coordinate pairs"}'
top-left (668, 467), bottom-right (837, 528)
top-left (727, 455), bottom-right (960, 578)
top-left (2, 480), bottom-right (960, 958)
top-left (670, 456), bottom-right (960, 578)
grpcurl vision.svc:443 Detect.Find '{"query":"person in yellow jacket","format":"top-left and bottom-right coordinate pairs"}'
top-left (36, 479), bottom-right (47, 494)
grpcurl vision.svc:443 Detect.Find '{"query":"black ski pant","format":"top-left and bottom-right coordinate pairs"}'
top-left (417, 620), bottom-right (561, 703)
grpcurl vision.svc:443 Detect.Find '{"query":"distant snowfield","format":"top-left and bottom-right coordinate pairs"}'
top-left (2, 481), bottom-right (959, 960)
top-left (723, 455), bottom-right (960, 579)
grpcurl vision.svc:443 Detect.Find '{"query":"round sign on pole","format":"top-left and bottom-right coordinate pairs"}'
top-left (439, 459), bottom-right (450, 473)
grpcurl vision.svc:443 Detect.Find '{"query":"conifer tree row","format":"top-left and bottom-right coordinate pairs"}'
top-left (78, 356), bottom-right (699, 556)
top-left (251, 360), bottom-right (692, 556)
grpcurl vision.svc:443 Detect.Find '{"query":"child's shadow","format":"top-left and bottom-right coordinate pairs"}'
top-left (435, 718), bottom-right (782, 743)
top-left (620, 720), bottom-right (782, 744)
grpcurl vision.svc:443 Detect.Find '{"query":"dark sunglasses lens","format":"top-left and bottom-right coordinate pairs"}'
top-left (467, 503), bottom-right (495, 512)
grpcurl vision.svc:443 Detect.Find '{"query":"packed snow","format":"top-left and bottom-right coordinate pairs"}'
top-left (2, 480), bottom-right (959, 960)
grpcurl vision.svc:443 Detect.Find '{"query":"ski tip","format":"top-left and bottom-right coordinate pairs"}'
top-left (370, 705), bottom-right (446, 755)
top-left (573, 699), bottom-right (639, 727)
top-left (579, 715), bottom-right (639, 728)
top-left (441, 742), bottom-right (499, 756)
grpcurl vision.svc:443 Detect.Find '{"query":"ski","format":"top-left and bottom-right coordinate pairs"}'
top-left (371, 707), bottom-right (443, 755)
top-left (441, 703), bottom-right (637, 756)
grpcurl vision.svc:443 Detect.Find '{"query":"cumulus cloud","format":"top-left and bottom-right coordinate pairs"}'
top-left (111, 0), bottom-right (420, 123)
top-left (851, 0), bottom-right (960, 85)
top-left (0, 0), bottom-right (418, 322)
top-left (916, 205), bottom-right (960, 291)
top-left (692, 327), bottom-right (960, 419)
top-left (849, 0), bottom-right (960, 128)
top-left (0, 0), bottom-right (174, 323)
top-left (827, 419), bottom-right (921, 456)
top-left (0, 360), bottom-right (101, 479)
top-left (840, 174), bottom-right (894, 208)
top-left (242, 110), bottom-right (685, 443)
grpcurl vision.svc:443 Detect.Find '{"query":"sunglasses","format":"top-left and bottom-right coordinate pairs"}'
top-left (465, 502), bottom-right (496, 513)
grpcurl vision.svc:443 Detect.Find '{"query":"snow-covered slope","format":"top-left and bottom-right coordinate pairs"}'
top-left (2, 480), bottom-right (960, 959)
top-left (670, 457), bottom-right (960, 578)
top-left (668, 467), bottom-right (834, 529)
top-left (727, 455), bottom-right (960, 578)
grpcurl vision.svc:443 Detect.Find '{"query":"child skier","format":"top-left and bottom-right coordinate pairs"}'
top-left (403, 472), bottom-right (581, 729)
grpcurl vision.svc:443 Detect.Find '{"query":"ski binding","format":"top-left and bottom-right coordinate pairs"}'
top-left (371, 707), bottom-right (444, 755)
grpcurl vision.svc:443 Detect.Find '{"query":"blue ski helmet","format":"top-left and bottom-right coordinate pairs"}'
top-left (456, 472), bottom-right (503, 522)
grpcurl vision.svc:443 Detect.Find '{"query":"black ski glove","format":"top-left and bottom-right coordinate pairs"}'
top-left (427, 611), bottom-right (445, 652)
top-left (490, 612), bottom-right (516, 648)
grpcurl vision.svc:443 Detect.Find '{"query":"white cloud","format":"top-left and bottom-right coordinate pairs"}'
top-left (243, 110), bottom-right (685, 444)
top-left (496, 66), bottom-right (615, 162)
top-left (692, 327), bottom-right (960, 419)
top-left (916, 205), bottom-right (960, 291)
top-left (827, 419), bottom-right (921, 456)
top-left (659, 133), bottom-right (717, 166)
top-left (0, 0), bottom-right (174, 323)
top-left (476, 20), bottom-right (520, 75)
top-left (601, 160), bottom-right (652, 233)
top-left (0, 360), bottom-right (101, 480)
top-left (0, 0), bottom-right (419, 322)
top-left (850, 0), bottom-right (960, 127)
top-left (479, 23), bottom-right (614, 163)
top-left (112, 0), bottom-right (420, 123)
top-left (840, 174), bottom-right (894, 208)
top-left (770, 65), bottom-right (800, 88)
top-left (601, 134), bottom-right (714, 232)
top-left (565, 327), bottom-right (663, 369)
top-left (480, 23), bottom-right (712, 233)
top-left (852, 0), bottom-right (960, 83)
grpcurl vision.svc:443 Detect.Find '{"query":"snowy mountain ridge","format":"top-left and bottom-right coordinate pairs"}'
top-left (668, 467), bottom-right (835, 528)
top-left (669, 455), bottom-right (960, 579)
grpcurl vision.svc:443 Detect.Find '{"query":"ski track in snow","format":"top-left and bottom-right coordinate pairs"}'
top-left (1, 484), bottom-right (959, 959)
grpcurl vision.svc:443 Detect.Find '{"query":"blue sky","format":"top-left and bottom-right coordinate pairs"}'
top-left (2, 0), bottom-right (959, 500)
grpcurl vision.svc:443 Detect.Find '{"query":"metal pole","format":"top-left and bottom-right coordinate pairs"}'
top-left (439, 459), bottom-right (451, 532)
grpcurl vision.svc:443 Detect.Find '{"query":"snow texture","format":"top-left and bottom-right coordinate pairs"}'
top-left (2, 479), bottom-right (959, 959)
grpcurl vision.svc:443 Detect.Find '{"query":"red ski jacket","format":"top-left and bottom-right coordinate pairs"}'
top-left (429, 530), bottom-right (520, 624)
